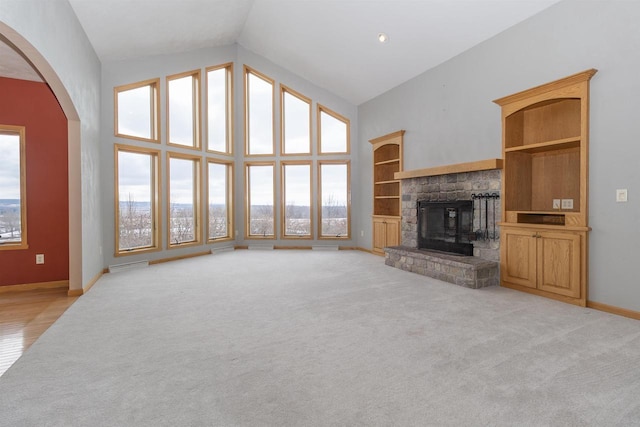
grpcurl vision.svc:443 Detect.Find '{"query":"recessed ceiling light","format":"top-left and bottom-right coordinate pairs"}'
top-left (378, 33), bottom-right (389, 43)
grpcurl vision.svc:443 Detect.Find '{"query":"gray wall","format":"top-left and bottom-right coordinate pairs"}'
top-left (0, 0), bottom-right (103, 287)
top-left (101, 44), bottom-right (358, 267)
top-left (357, 0), bottom-right (640, 311)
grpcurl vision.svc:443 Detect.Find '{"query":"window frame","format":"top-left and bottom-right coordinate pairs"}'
top-left (280, 84), bottom-right (312, 156)
top-left (113, 78), bottom-right (161, 143)
top-left (317, 104), bottom-right (351, 155)
top-left (114, 144), bottom-right (161, 256)
top-left (166, 151), bottom-right (202, 248)
top-left (244, 65), bottom-right (275, 157)
top-left (205, 63), bottom-right (234, 155)
top-left (280, 161), bottom-right (313, 240)
top-left (317, 160), bottom-right (351, 240)
top-left (206, 158), bottom-right (234, 243)
top-left (166, 69), bottom-right (201, 150)
top-left (245, 161), bottom-right (276, 239)
top-left (0, 125), bottom-right (28, 251)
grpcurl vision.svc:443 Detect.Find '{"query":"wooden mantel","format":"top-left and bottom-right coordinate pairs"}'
top-left (394, 158), bottom-right (503, 180)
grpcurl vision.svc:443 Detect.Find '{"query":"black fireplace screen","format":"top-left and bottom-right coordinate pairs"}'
top-left (417, 200), bottom-right (473, 256)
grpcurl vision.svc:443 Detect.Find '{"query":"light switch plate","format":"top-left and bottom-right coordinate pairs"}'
top-left (36, 254), bottom-right (45, 264)
top-left (561, 199), bottom-right (573, 209)
top-left (616, 189), bottom-right (628, 202)
top-left (552, 199), bottom-right (561, 209)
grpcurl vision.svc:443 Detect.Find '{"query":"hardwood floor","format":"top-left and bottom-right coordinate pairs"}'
top-left (0, 288), bottom-right (78, 377)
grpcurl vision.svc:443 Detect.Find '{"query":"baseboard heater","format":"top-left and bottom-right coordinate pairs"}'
top-left (108, 260), bottom-right (149, 273)
top-left (312, 245), bottom-right (339, 251)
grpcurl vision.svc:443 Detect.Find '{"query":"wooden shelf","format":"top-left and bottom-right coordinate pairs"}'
top-left (395, 158), bottom-right (502, 180)
top-left (375, 159), bottom-right (400, 166)
top-left (505, 137), bottom-right (580, 154)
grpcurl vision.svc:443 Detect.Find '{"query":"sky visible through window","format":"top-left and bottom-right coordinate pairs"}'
top-left (207, 68), bottom-right (228, 152)
top-left (247, 72), bottom-right (273, 155)
top-left (320, 110), bottom-right (348, 153)
top-left (169, 75), bottom-right (195, 146)
top-left (283, 91), bottom-right (310, 154)
top-left (0, 133), bottom-right (21, 242)
top-left (117, 85), bottom-right (152, 139)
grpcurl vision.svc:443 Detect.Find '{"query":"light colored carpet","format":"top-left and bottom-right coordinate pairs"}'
top-left (1, 250), bottom-right (640, 426)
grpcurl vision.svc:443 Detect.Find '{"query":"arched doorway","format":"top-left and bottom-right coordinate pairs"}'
top-left (0, 23), bottom-right (83, 293)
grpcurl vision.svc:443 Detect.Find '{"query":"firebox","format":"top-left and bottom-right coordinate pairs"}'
top-left (417, 200), bottom-right (473, 256)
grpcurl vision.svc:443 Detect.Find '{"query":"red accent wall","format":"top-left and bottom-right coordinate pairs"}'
top-left (0, 77), bottom-right (69, 286)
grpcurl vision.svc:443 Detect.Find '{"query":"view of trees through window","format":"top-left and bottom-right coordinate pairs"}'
top-left (0, 131), bottom-right (23, 245)
top-left (116, 148), bottom-right (157, 252)
top-left (208, 161), bottom-right (230, 240)
top-left (113, 63), bottom-right (352, 253)
top-left (169, 155), bottom-right (199, 245)
top-left (320, 162), bottom-right (349, 237)
top-left (247, 164), bottom-right (274, 237)
top-left (282, 163), bottom-right (311, 237)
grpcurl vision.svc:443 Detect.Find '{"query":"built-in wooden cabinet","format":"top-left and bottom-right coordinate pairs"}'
top-left (494, 69), bottom-right (596, 306)
top-left (370, 130), bottom-right (404, 255)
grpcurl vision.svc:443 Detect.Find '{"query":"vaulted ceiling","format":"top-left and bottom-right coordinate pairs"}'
top-left (3, 0), bottom-right (561, 105)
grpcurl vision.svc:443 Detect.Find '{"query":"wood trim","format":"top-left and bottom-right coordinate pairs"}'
top-left (317, 103), bottom-right (351, 154)
top-left (244, 65), bottom-right (276, 156)
top-left (0, 280), bottom-right (69, 293)
top-left (0, 125), bottom-right (28, 250)
top-left (148, 250), bottom-right (211, 265)
top-left (501, 281), bottom-right (586, 307)
top-left (280, 161), bottom-right (313, 239)
top-left (166, 69), bottom-right (202, 150)
top-left (318, 160), bottom-right (351, 239)
top-left (205, 157), bottom-right (234, 242)
top-left (205, 62), bottom-right (234, 155)
top-left (280, 84), bottom-right (312, 155)
top-left (587, 301), bottom-right (640, 321)
top-left (114, 144), bottom-right (162, 256)
top-left (113, 77), bottom-right (161, 143)
top-left (395, 158), bottom-right (503, 180)
top-left (245, 161), bottom-right (276, 239)
top-left (369, 130), bottom-right (405, 145)
top-left (493, 69), bottom-right (597, 106)
top-left (166, 151), bottom-right (202, 248)
top-left (68, 270), bottom-right (103, 296)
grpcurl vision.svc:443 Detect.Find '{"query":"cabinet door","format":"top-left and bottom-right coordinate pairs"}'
top-left (537, 231), bottom-right (581, 298)
top-left (373, 218), bottom-right (387, 254)
top-left (385, 218), bottom-right (400, 247)
top-left (502, 228), bottom-right (537, 289)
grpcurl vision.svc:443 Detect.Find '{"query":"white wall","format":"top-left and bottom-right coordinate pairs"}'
top-left (0, 0), bottom-right (103, 289)
top-left (357, 0), bottom-right (640, 311)
top-left (100, 44), bottom-right (358, 267)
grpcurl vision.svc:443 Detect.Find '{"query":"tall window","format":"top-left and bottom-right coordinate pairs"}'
top-left (282, 162), bottom-right (312, 238)
top-left (167, 70), bottom-right (201, 149)
top-left (206, 63), bottom-right (233, 154)
top-left (167, 153), bottom-right (201, 247)
top-left (207, 159), bottom-right (233, 241)
top-left (0, 126), bottom-right (27, 249)
top-left (281, 85), bottom-right (311, 155)
top-left (115, 145), bottom-right (160, 254)
top-left (114, 78), bottom-right (160, 142)
top-left (246, 163), bottom-right (275, 238)
top-left (319, 161), bottom-right (350, 239)
top-left (318, 104), bottom-right (350, 154)
top-left (244, 66), bottom-right (274, 155)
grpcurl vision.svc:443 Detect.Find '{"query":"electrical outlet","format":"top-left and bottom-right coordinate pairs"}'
top-left (561, 199), bottom-right (573, 209)
top-left (616, 189), bottom-right (628, 202)
top-left (552, 199), bottom-right (561, 209)
top-left (36, 254), bottom-right (45, 264)
top-left (235, 230), bottom-right (239, 237)
top-left (360, 230), bottom-right (364, 237)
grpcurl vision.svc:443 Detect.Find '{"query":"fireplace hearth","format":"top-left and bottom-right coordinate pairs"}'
top-left (417, 200), bottom-right (473, 256)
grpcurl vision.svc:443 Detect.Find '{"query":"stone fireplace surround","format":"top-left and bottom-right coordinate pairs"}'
top-left (383, 161), bottom-right (502, 289)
